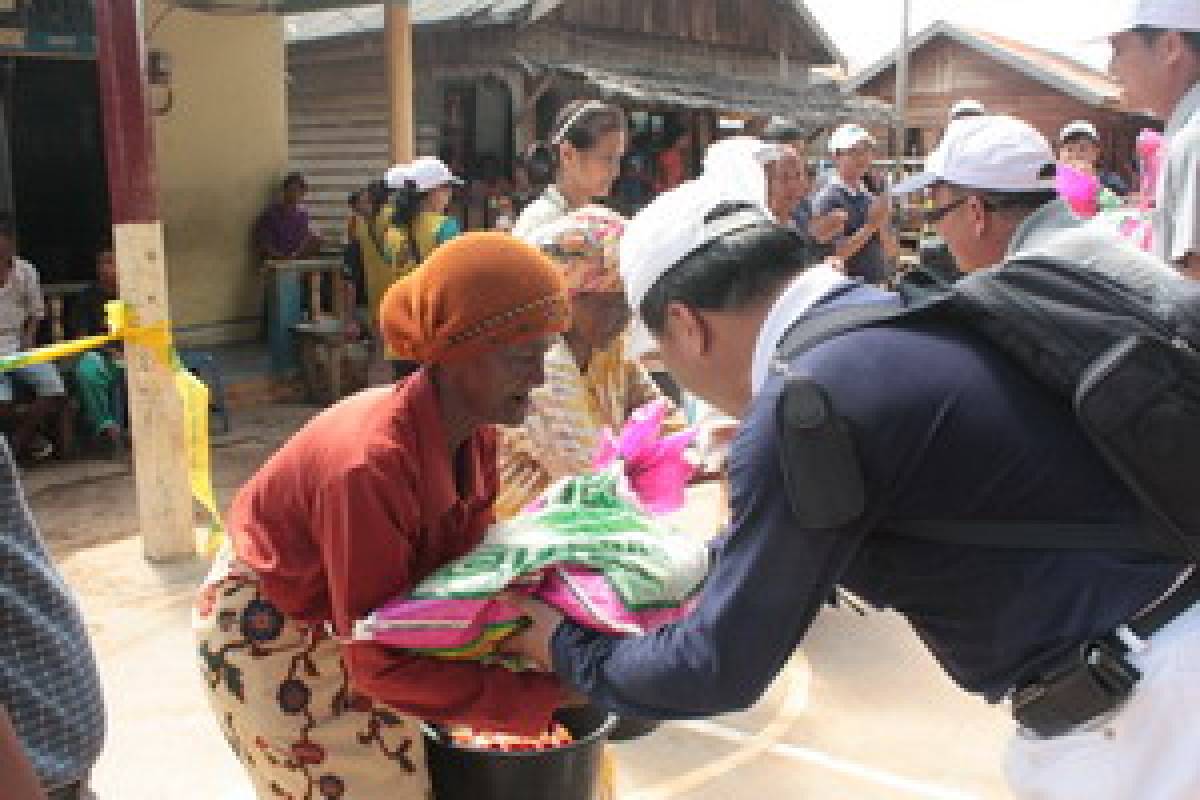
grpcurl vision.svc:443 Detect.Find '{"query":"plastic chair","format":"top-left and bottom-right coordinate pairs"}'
top-left (178, 350), bottom-right (232, 434)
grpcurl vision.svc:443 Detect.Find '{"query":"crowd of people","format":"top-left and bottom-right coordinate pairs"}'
top-left (3, 1), bottom-right (1200, 798)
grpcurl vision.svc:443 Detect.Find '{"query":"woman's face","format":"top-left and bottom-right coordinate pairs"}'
top-left (426, 185), bottom-right (454, 214)
top-left (441, 336), bottom-right (555, 427)
top-left (570, 291), bottom-right (631, 353)
top-left (561, 129), bottom-right (627, 200)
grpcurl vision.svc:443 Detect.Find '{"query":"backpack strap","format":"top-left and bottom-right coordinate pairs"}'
top-left (773, 289), bottom-right (1154, 554)
top-left (774, 295), bottom-right (946, 368)
top-left (889, 520), bottom-right (1158, 553)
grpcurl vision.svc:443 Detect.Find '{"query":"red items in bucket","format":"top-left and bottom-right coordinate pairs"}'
top-left (448, 722), bottom-right (575, 752)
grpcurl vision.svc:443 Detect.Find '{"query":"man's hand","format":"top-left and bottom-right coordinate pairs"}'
top-left (867, 194), bottom-right (892, 227)
top-left (809, 210), bottom-right (849, 244)
top-left (499, 594), bottom-right (567, 672)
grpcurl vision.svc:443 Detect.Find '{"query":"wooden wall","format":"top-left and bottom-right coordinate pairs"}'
top-left (858, 36), bottom-right (1142, 174)
top-left (543, 0), bottom-right (831, 64)
top-left (286, 1), bottom-right (835, 234)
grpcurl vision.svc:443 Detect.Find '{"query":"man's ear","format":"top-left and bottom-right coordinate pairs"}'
top-left (967, 195), bottom-right (991, 239)
top-left (664, 302), bottom-right (711, 357)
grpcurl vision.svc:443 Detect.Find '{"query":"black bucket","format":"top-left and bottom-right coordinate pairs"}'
top-left (606, 714), bottom-right (661, 742)
top-left (424, 707), bottom-right (618, 800)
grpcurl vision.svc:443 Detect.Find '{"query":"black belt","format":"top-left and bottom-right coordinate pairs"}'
top-left (1012, 567), bottom-right (1200, 738)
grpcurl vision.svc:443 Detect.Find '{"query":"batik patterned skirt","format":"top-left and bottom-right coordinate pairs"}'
top-left (193, 545), bottom-right (431, 800)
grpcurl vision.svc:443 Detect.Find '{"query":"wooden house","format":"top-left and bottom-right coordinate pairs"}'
top-left (850, 21), bottom-right (1153, 177)
top-left (285, 0), bottom-right (891, 237)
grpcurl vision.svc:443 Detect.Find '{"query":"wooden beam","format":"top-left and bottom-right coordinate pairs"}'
top-left (385, 1), bottom-right (415, 163)
top-left (95, 0), bottom-right (195, 562)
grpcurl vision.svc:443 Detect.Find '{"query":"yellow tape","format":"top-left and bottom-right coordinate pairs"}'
top-left (0, 301), bottom-right (225, 556)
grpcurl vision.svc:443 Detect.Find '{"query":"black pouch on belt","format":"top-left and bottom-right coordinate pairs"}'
top-left (1010, 640), bottom-right (1141, 738)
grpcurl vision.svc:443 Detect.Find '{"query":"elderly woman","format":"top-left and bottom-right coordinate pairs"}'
top-left (494, 207), bottom-right (684, 519)
top-left (194, 233), bottom-right (573, 799)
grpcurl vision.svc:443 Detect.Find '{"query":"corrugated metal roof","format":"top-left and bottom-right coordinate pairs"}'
top-left (286, 0), bottom-right (842, 67)
top-left (285, 0), bottom-right (545, 41)
top-left (528, 59), bottom-right (892, 128)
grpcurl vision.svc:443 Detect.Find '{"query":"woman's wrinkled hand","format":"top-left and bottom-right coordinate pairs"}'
top-left (498, 593), bottom-right (567, 672)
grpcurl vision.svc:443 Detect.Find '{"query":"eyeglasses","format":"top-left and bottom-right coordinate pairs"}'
top-left (923, 195), bottom-right (969, 224)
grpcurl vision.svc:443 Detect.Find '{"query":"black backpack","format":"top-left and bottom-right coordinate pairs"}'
top-left (776, 256), bottom-right (1200, 562)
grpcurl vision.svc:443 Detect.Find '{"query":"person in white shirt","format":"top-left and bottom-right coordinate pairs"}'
top-left (0, 219), bottom-right (65, 462)
top-left (1104, 0), bottom-right (1200, 278)
top-left (512, 100), bottom-right (627, 241)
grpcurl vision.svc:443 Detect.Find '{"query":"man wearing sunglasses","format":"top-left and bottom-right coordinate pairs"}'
top-left (897, 115), bottom-right (1117, 276)
top-left (505, 114), bottom-right (1194, 800)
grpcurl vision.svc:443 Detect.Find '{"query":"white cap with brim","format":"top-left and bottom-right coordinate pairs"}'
top-left (383, 164), bottom-right (408, 188)
top-left (828, 124), bottom-right (876, 154)
top-left (892, 115), bottom-right (1057, 196)
top-left (1060, 120), bottom-right (1100, 143)
top-left (621, 174), bottom-right (777, 358)
top-left (386, 157), bottom-right (464, 191)
top-left (948, 99), bottom-right (987, 120)
top-left (1086, 0), bottom-right (1200, 41)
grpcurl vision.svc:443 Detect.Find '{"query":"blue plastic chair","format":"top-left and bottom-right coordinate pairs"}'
top-left (178, 350), bottom-right (232, 435)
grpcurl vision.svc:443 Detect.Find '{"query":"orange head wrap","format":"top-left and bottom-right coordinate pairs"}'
top-left (379, 232), bottom-right (571, 364)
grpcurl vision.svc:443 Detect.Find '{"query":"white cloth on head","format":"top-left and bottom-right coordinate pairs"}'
top-left (701, 136), bottom-right (787, 213)
top-left (621, 137), bottom-right (783, 356)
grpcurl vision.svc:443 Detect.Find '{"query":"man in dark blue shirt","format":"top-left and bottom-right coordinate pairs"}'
top-left (504, 116), bottom-right (1198, 799)
top-left (810, 124), bottom-right (898, 284)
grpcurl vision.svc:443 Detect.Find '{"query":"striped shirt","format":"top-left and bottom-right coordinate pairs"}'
top-left (0, 436), bottom-right (105, 788)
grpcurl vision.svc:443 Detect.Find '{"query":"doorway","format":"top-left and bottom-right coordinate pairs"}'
top-left (3, 56), bottom-right (110, 284)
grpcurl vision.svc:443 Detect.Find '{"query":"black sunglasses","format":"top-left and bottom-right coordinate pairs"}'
top-left (923, 195), bottom-right (969, 224)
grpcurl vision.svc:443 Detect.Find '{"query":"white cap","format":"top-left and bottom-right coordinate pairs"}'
top-left (383, 163), bottom-right (408, 188)
top-left (1059, 120), bottom-right (1100, 144)
top-left (620, 174), bottom-right (775, 357)
top-left (948, 99), bottom-right (986, 121)
top-left (892, 115), bottom-right (1056, 195)
top-left (386, 157), bottom-right (463, 191)
top-left (1092, 0), bottom-right (1200, 38)
top-left (828, 124), bottom-right (876, 154)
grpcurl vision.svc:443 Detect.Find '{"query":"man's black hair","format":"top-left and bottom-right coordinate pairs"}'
top-left (1134, 25), bottom-right (1200, 55)
top-left (639, 202), bottom-right (818, 333)
top-left (0, 214), bottom-right (14, 239)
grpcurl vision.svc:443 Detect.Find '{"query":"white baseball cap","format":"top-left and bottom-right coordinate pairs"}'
top-left (383, 163), bottom-right (408, 188)
top-left (1092, 0), bottom-right (1200, 38)
top-left (948, 99), bottom-right (986, 121)
top-left (1059, 120), bottom-right (1100, 144)
top-left (386, 157), bottom-right (463, 191)
top-left (892, 115), bottom-right (1056, 195)
top-left (828, 124), bottom-right (876, 155)
top-left (620, 174), bottom-right (778, 356)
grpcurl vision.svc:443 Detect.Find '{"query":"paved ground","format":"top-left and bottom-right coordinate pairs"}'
top-left (28, 403), bottom-right (1014, 799)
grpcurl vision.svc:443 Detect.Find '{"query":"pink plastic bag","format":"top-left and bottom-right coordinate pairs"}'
top-left (591, 398), bottom-right (697, 514)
